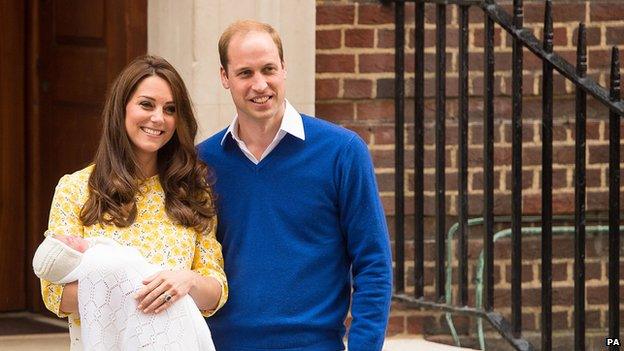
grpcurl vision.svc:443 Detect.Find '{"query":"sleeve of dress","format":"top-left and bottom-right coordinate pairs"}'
top-left (191, 216), bottom-right (228, 317)
top-left (40, 174), bottom-right (86, 318)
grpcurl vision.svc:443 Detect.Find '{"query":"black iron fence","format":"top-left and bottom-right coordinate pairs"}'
top-left (382, 0), bottom-right (622, 350)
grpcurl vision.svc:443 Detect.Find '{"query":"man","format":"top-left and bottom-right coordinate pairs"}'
top-left (197, 20), bottom-right (392, 351)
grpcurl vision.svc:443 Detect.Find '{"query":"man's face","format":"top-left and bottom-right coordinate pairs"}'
top-left (220, 31), bottom-right (286, 125)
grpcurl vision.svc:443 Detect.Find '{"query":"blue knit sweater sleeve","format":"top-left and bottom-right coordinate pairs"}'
top-left (335, 135), bottom-right (393, 351)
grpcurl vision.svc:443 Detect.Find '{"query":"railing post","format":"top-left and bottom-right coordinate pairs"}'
top-left (394, 0), bottom-right (406, 295)
top-left (435, 1), bottom-right (447, 303)
top-left (482, 0), bottom-right (495, 312)
top-left (541, 2), bottom-right (554, 350)
top-left (414, 0), bottom-right (425, 299)
top-left (608, 46), bottom-right (620, 351)
top-left (573, 22), bottom-right (587, 351)
top-left (511, 0), bottom-right (524, 338)
top-left (457, 3), bottom-right (470, 307)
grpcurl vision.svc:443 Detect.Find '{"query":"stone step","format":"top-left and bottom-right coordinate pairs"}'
top-left (383, 337), bottom-right (479, 351)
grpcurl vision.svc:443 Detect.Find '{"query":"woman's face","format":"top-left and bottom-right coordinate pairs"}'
top-left (125, 76), bottom-right (177, 166)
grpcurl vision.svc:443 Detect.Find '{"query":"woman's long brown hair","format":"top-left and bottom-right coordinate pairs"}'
top-left (80, 55), bottom-right (215, 233)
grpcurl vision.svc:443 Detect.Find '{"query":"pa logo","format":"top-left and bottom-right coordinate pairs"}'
top-left (606, 337), bottom-right (621, 347)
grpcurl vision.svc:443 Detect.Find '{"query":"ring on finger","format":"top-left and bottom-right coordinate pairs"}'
top-left (163, 293), bottom-right (172, 303)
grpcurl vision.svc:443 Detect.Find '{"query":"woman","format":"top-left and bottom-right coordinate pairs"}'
top-left (40, 55), bottom-right (227, 350)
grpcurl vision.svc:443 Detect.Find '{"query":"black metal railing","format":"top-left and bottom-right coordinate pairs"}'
top-left (382, 0), bottom-right (622, 350)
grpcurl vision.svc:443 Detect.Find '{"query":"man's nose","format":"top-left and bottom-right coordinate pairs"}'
top-left (251, 74), bottom-right (268, 91)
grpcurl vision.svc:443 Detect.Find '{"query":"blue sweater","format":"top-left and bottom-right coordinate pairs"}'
top-left (197, 115), bottom-right (392, 351)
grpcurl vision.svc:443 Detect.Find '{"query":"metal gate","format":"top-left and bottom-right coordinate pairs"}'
top-left (383, 0), bottom-right (622, 349)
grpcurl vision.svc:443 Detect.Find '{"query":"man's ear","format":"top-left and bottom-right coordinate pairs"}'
top-left (220, 66), bottom-right (230, 89)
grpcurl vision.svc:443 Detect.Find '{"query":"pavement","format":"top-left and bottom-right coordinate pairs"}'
top-left (0, 333), bottom-right (478, 351)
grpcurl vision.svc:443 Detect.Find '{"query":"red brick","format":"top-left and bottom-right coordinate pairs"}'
top-left (377, 29), bottom-right (394, 48)
top-left (315, 79), bottom-right (339, 100)
top-left (358, 3), bottom-right (394, 25)
top-left (422, 172), bottom-right (458, 193)
top-left (606, 27), bottom-right (624, 45)
top-left (523, 313), bottom-right (538, 331)
top-left (376, 173), bottom-right (393, 193)
top-left (519, 3), bottom-right (542, 24)
top-left (552, 311), bottom-right (570, 330)
top-left (493, 145), bottom-right (511, 164)
top-left (553, 3), bottom-right (586, 23)
top-left (316, 4), bottom-right (355, 25)
top-left (473, 27), bottom-right (503, 48)
top-left (359, 53), bottom-right (394, 73)
top-left (316, 102), bottom-right (353, 123)
top-left (316, 54), bottom-right (355, 73)
top-left (552, 286), bottom-right (574, 306)
top-left (472, 172), bottom-right (508, 190)
top-left (551, 262), bottom-right (569, 282)
top-left (372, 149), bottom-right (394, 169)
top-left (316, 29), bottom-right (341, 50)
top-left (343, 124), bottom-right (372, 145)
top-left (589, 49), bottom-right (617, 69)
top-left (372, 125), bottom-right (394, 145)
top-left (588, 144), bottom-right (609, 164)
top-left (552, 145), bottom-right (576, 165)
top-left (552, 192), bottom-right (575, 214)
top-left (492, 51), bottom-right (512, 72)
top-left (345, 29), bottom-right (374, 48)
top-left (343, 79), bottom-right (372, 99)
top-left (356, 100), bottom-right (394, 122)
top-left (552, 168), bottom-right (570, 189)
top-left (505, 263), bottom-right (534, 284)
top-left (572, 26), bottom-right (601, 46)
top-left (586, 261), bottom-right (603, 282)
top-left (587, 190), bottom-right (609, 212)
top-left (590, 3), bottom-right (624, 22)
top-left (587, 285), bottom-right (608, 305)
top-left (406, 315), bottom-right (424, 335)
top-left (467, 5), bottom-right (484, 24)
top-left (386, 315), bottom-right (405, 336)
top-left (586, 168), bottom-right (602, 188)
top-left (586, 309), bottom-right (603, 328)
top-left (553, 27), bottom-right (569, 47)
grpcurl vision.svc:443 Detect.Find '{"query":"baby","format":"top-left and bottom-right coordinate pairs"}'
top-left (33, 231), bottom-right (216, 351)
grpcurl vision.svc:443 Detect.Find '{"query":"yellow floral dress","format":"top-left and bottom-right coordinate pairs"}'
top-left (40, 165), bottom-right (228, 347)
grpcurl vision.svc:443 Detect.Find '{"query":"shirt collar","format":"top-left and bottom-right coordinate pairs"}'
top-left (220, 99), bottom-right (305, 146)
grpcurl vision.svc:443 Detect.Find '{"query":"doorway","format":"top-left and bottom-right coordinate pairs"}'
top-left (0, 0), bottom-right (147, 314)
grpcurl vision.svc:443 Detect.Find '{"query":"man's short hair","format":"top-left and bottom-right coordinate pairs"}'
top-left (218, 20), bottom-right (284, 72)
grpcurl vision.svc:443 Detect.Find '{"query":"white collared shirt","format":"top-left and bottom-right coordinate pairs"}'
top-left (220, 100), bottom-right (306, 164)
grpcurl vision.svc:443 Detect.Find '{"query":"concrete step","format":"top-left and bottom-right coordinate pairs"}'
top-left (0, 333), bottom-right (70, 351)
top-left (384, 337), bottom-right (479, 351)
top-left (0, 333), bottom-right (479, 351)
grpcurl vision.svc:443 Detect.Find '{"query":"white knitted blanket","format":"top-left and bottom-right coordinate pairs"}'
top-left (61, 238), bottom-right (215, 351)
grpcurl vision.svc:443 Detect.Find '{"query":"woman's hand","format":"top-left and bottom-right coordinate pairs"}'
top-left (135, 270), bottom-right (197, 314)
top-left (60, 281), bottom-right (79, 314)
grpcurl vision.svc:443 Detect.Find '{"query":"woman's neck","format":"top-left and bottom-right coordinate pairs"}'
top-left (135, 153), bottom-right (158, 178)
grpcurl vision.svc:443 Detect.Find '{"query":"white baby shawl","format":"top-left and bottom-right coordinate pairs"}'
top-left (60, 238), bottom-right (215, 351)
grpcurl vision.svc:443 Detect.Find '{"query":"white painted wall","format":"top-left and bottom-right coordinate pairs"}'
top-left (148, 0), bottom-right (315, 142)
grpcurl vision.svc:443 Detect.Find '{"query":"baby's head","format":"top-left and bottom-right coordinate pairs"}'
top-left (32, 231), bottom-right (89, 283)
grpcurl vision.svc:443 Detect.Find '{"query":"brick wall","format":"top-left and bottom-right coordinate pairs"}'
top-left (315, 0), bottom-right (624, 348)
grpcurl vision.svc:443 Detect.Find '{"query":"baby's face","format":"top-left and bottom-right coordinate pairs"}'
top-left (55, 235), bottom-right (89, 253)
